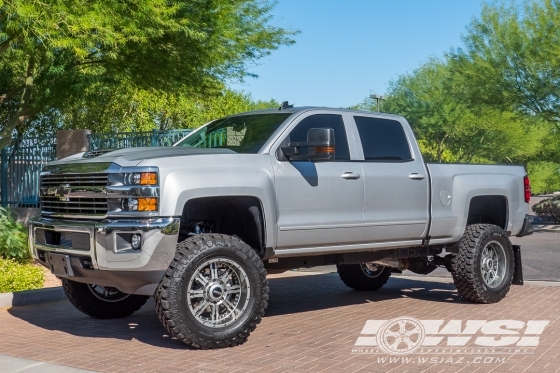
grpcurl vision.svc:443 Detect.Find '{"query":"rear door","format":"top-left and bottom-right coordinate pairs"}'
top-left (350, 114), bottom-right (429, 244)
top-left (271, 111), bottom-right (364, 251)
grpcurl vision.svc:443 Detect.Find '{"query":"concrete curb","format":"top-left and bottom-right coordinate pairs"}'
top-left (0, 287), bottom-right (65, 309)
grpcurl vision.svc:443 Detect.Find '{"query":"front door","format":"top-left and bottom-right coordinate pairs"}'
top-left (272, 112), bottom-right (364, 250)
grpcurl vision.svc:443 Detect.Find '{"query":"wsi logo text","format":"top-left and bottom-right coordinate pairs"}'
top-left (353, 317), bottom-right (550, 355)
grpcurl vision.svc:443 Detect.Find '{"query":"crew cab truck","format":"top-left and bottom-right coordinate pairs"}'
top-left (29, 107), bottom-right (533, 349)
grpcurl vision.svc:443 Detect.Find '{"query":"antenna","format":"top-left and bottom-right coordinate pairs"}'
top-left (278, 101), bottom-right (294, 110)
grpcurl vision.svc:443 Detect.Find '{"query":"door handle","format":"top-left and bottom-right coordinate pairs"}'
top-left (409, 173), bottom-right (425, 180)
top-left (342, 172), bottom-right (361, 180)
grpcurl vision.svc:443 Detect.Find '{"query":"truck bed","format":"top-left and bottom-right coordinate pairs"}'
top-left (426, 163), bottom-right (528, 244)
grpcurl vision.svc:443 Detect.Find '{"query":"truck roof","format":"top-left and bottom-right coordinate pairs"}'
top-left (227, 106), bottom-right (405, 119)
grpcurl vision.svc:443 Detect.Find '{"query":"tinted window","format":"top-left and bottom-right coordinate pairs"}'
top-left (288, 114), bottom-right (350, 160)
top-left (354, 116), bottom-right (412, 161)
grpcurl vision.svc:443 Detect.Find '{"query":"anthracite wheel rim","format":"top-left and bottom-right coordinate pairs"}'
top-left (360, 263), bottom-right (384, 278)
top-left (186, 257), bottom-right (251, 328)
top-left (480, 240), bottom-right (507, 289)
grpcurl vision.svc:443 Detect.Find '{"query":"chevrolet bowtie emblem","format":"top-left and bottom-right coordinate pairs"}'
top-left (56, 184), bottom-right (71, 197)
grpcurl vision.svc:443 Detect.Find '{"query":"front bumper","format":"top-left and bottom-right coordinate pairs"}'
top-left (29, 215), bottom-right (180, 295)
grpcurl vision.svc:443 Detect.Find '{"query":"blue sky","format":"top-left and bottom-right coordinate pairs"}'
top-left (229, 0), bottom-right (485, 108)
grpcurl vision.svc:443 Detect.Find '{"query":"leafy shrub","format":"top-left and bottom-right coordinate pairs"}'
top-left (0, 207), bottom-right (30, 260)
top-left (0, 258), bottom-right (44, 293)
top-left (532, 195), bottom-right (560, 224)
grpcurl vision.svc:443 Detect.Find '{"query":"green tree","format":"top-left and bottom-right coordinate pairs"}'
top-left (447, 0), bottom-right (560, 161)
top-left (61, 85), bottom-right (278, 133)
top-left (355, 59), bottom-right (547, 164)
top-left (0, 0), bottom-right (296, 147)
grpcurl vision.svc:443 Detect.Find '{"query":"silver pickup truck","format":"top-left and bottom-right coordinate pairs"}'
top-left (29, 106), bottom-right (533, 349)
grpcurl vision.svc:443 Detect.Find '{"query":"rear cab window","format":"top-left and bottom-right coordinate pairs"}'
top-left (353, 116), bottom-right (412, 161)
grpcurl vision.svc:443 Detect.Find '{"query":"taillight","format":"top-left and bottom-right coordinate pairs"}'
top-left (524, 175), bottom-right (531, 203)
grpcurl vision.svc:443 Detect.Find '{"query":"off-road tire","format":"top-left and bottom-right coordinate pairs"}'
top-left (451, 224), bottom-right (514, 304)
top-left (337, 263), bottom-right (392, 291)
top-left (155, 234), bottom-right (268, 349)
top-left (62, 279), bottom-right (149, 319)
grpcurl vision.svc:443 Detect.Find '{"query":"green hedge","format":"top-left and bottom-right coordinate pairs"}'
top-left (0, 258), bottom-right (44, 293)
top-left (0, 207), bottom-right (44, 293)
top-left (0, 207), bottom-right (30, 260)
top-left (533, 195), bottom-right (560, 224)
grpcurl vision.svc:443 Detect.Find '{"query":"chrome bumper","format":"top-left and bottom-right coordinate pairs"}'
top-left (29, 216), bottom-right (180, 293)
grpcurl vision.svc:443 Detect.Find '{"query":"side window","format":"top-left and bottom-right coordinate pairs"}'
top-left (288, 114), bottom-right (350, 160)
top-left (354, 116), bottom-right (412, 161)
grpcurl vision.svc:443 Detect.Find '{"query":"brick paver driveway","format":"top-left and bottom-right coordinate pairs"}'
top-left (1, 272), bottom-right (559, 373)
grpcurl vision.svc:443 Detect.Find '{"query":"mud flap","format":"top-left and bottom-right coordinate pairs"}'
top-left (512, 245), bottom-right (523, 285)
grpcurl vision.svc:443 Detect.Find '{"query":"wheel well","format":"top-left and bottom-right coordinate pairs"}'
top-left (179, 196), bottom-right (265, 256)
top-left (466, 195), bottom-right (508, 230)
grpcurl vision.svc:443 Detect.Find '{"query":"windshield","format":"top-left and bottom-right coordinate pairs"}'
top-left (176, 113), bottom-right (292, 153)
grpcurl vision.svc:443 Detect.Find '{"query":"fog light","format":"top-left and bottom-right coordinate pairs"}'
top-left (131, 234), bottom-right (141, 250)
top-left (138, 197), bottom-right (157, 211)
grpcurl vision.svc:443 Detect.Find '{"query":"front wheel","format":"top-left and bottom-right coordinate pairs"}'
top-left (155, 234), bottom-right (268, 349)
top-left (62, 279), bottom-right (149, 319)
top-left (451, 224), bottom-right (514, 304)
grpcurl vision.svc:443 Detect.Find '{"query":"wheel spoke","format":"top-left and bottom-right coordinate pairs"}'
top-left (225, 284), bottom-right (241, 294)
top-left (220, 268), bottom-right (233, 282)
top-left (196, 273), bottom-right (208, 285)
top-left (402, 337), bottom-right (415, 349)
top-left (212, 303), bottom-right (220, 322)
top-left (409, 326), bottom-right (421, 336)
top-left (398, 320), bottom-right (407, 334)
top-left (387, 337), bottom-right (402, 348)
top-left (210, 263), bottom-right (219, 280)
top-left (189, 289), bottom-right (204, 298)
top-left (193, 300), bottom-right (209, 316)
top-left (384, 330), bottom-right (401, 338)
top-left (222, 297), bottom-right (238, 316)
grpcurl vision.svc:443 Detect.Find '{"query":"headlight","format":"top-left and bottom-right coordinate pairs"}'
top-left (123, 172), bottom-right (158, 185)
top-left (107, 167), bottom-right (160, 215)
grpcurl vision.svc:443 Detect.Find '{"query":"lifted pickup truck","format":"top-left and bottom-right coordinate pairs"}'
top-left (30, 107), bottom-right (533, 349)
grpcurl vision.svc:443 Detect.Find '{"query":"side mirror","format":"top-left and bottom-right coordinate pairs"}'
top-left (281, 128), bottom-right (335, 161)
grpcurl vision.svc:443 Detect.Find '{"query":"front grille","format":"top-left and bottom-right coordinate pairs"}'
top-left (40, 173), bottom-right (108, 216)
top-left (41, 197), bottom-right (108, 215)
top-left (41, 173), bottom-right (108, 187)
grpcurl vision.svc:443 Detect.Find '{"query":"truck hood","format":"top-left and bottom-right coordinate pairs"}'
top-left (49, 147), bottom-right (237, 167)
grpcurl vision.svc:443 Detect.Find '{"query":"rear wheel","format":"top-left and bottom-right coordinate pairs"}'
top-left (451, 224), bottom-right (514, 303)
top-left (62, 279), bottom-right (149, 319)
top-left (337, 263), bottom-right (392, 291)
